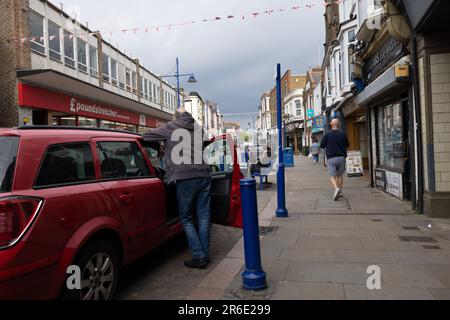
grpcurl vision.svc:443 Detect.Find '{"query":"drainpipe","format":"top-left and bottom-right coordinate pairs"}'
top-left (411, 33), bottom-right (424, 213)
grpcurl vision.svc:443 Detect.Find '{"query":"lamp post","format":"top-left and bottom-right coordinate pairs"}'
top-left (275, 63), bottom-right (288, 218)
top-left (161, 57), bottom-right (197, 110)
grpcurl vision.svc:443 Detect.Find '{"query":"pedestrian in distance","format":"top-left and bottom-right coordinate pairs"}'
top-left (310, 138), bottom-right (321, 164)
top-left (320, 118), bottom-right (350, 201)
top-left (143, 108), bottom-right (212, 269)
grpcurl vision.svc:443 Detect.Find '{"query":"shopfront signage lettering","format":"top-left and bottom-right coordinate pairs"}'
top-left (70, 98), bottom-right (121, 119)
top-left (18, 83), bottom-right (159, 128)
top-left (364, 37), bottom-right (404, 84)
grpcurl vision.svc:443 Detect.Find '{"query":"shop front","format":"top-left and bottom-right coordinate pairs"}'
top-left (312, 115), bottom-right (325, 143)
top-left (17, 82), bottom-right (166, 133)
top-left (356, 35), bottom-right (413, 202)
top-left (285, 121), bottom-right (303, 155)
top-left (372, 97), bottom-right (411, 201)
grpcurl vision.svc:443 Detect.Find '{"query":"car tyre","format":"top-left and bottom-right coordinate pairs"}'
top-left (61, 240), bottom-right (120, 301)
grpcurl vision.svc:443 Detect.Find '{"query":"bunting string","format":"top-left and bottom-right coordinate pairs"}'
top-left (9, 1), bottom-right (344, 45)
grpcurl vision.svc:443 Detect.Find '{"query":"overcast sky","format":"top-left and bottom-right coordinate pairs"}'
top-left (55, 0), bottom-right (325, 127)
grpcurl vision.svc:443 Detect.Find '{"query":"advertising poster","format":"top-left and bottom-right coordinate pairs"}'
top-left (346, 150), bottom-right (364, 177)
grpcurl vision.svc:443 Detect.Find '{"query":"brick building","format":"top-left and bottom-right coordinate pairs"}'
top-left (0, 0), bottom-right (178, 132)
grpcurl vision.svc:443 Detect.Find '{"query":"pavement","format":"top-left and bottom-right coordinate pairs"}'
top-left (118, 155), bottom-right (450, 300)
top-left (198, 155), bottom-right (450, 300)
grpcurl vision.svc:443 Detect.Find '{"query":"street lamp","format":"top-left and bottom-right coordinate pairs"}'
top-left (161, 57), bottom-right (197, 110)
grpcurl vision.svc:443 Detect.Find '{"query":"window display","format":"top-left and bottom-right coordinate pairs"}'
top-left (377, 102), bottom-right (404, 170)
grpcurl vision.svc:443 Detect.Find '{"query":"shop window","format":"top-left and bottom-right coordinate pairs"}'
top-left (118, 63), bottom-right (126, 89)
top-left (102, 53), bottom-right (110, 82)
top-left (29, 11), bottom-right (45, 55)
top-left (96, 142), bottom-right (150, 179)
top-left (78, 117), bottom-right (97, 128)
top-left (111, 59), bottom-right (118, 86)
top-left (59, 116), bottom-right (77, 126)
top-left (48, 21), bottom-right (61, 61)
top-left (64, 30), bottom-right (75, 68)
top-left (77, 39), bottom-right (88, 73)
top-left (35, 143), bottom-right (96, 187)
top-left (100, 120), bottom-right (116, 130)
top-left (377, 103), bottom-right (404, 170)
top-left (89, 46), bottom-right (98, 77)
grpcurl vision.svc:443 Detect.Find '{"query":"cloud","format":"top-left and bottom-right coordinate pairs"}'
top-left (56, 0), bottom-right (325, 125)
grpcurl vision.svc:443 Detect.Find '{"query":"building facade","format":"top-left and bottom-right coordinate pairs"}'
top-left (184, 91), bottom-right (205, 127)
top-left (266, 70), bottom-right (306, 155)
top-left (303, 67), bottom-right (322, 152)
top-left (1, 0), bottom-right (178, 133)
top-left (320, 0), bottom-right (450, 217)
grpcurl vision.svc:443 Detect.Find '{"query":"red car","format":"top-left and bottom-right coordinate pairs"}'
top-left (0, 127), bottom-right (243, 300)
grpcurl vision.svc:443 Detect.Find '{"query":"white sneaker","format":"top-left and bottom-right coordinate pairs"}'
top-left (333, 189), bottom-right (340, 201)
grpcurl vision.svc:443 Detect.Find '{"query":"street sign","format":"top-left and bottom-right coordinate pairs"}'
top-left (307, 109), bottom-right (314, 117)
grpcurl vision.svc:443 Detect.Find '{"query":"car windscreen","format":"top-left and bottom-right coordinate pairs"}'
top-left (0, 137), bottom-right (19, 193)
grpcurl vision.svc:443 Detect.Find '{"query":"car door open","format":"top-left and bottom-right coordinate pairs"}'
top-left (205, 135), bottom-right (243, 228)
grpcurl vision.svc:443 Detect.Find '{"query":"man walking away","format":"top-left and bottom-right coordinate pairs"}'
top-left (320, 118), bottom-right (350, 201)
top-left (310, 138), bottom-right (321, 164)
top-left (143, 109), bottom-right (211, 269)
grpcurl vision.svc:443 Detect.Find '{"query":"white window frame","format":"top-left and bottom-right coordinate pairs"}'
top-left (77, 38), bottom-right (88, 73)
top-left (48, 20), bottom-right (61, 62)
top-left (118, 63), bottom-right (126, 89)
top-left (126, 68), bottom-right (132, 92)
top-left (89, 45), bottom-right (98, 77)
top-left (110, 59), bottom-right (118, 86)
top-left (102, 53), bottom-right (110, 82)
top-left (29, 10), bottom-right (45, 55)
top-left (63, 30), bottom-right (75, 68)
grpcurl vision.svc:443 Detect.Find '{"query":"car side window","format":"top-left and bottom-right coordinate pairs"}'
top-left (204, 139), bottom-right (233, 173)
top-left (97, 142), bottom-right (151, 179)
top-left (35, 143), bottom-right (96, 187)
top-left (143, 146), bottom-right (164, 170)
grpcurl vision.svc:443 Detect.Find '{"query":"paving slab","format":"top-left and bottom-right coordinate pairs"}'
top-left (333, 250), bottom-right (393, 264)
top-left (344, 284), bottom-right (434, 300)
top-left (429, 265), bottom-right (450, 287)
top-left (379, 264), bottom-right (447, 288)
top-left (272, 281), bottom-right (345, 300)
top-left (388, 251), bottom-right (450, 265)
top-left (429, 288), bottom-right (450, 300)
top-left (279, 248), bottom-right (336, 263)
top-left (285, 262), bottom-right (369, 285)
top-left (295, 236), bottom-right (364, 250)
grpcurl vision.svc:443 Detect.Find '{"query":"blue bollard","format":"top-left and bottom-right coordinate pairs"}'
top-left (240, 178), bottom-right (267, 291)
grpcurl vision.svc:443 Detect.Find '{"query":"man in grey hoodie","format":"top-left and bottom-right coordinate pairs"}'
top-left (143, 109), bottom-right (212, 269)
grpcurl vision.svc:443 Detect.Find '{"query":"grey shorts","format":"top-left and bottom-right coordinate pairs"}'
top-left (327, 157), bottom-right (346, 177)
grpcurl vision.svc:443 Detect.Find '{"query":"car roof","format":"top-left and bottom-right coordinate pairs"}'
top-left (0, 126), bottom-right (142, 139)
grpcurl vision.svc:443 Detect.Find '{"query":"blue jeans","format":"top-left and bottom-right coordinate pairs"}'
top-left (176, 177), bottom-right (211, 260)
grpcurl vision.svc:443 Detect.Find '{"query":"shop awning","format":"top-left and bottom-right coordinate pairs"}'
top-left (17, 69), bottom-right (173, 122)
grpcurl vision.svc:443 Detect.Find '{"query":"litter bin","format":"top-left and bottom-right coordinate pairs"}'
top-left (283, 147), bottom-right (295, 167)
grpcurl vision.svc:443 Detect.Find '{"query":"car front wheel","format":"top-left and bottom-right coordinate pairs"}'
top-left (62, 240), bottom-right (119, 300)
